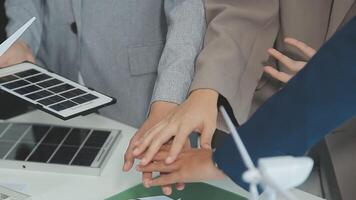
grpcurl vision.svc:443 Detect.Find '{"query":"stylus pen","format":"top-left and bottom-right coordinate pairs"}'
top-left (0, 17), bottom-right (36, 57)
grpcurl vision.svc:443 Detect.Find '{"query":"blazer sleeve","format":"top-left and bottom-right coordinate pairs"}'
top-left (213, 17), bottom-right (356, 189)
top-left (190, 0), bottom-right (280, 122)
top-left (5, 0), bottom-right (43, 55)
top-left (150, 0), bottom-right (206, 105)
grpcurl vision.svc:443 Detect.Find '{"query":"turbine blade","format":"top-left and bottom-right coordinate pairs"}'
top-left (0, 17), bottom-right (36, 56)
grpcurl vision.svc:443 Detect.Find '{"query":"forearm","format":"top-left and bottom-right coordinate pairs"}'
top-left (213, 17), bottom-right (356, 189)
top-left (150, 0), bottom-right (206, 105)
top-left (190, 0), bottom-right (279, 122)
top-left (5, 0), bottom-right (43, 55)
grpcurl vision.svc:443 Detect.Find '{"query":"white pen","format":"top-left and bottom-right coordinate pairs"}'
top-left (0, 17), bottom-right (36, 57)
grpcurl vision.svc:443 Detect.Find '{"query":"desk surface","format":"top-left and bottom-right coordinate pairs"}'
top-left (0, 111), bottom-right (323, 200)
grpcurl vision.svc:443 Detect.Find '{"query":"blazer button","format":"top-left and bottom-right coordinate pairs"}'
top-left (71, 22), bottom-right (78, 34)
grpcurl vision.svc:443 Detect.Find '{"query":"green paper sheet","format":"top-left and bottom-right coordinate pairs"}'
top-left (106, 182), bottom-right (247, 200)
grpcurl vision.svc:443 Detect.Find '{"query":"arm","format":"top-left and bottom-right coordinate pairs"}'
top-left (138, 17), bottom-right (356, 189)
top-left (123, 0), bottom-right (205, 195)
top-left (213, 17), bottom-right (356, 189)
top-left (5, 0), bottom-right (43, 55)
top-left (150, 0), bottom-right (206, 105)
top-left (190, 0), bottom-right (279, 122)
top-left (132, 0), bottom-right (280, 166)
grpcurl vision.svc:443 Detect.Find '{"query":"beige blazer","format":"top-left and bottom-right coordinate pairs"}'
top-left (191, 0), bottom-right (355, 126)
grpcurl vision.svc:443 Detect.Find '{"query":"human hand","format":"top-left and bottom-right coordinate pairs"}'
top-left (123, 101), bottom-right (179, 194)
top-left (137, 141), bottom-right (192, 195)
top-left (0, 41), bottom-right (35, 68)
top-left (133, 89), bottom-right (219, 166)
top-left (136, 148), bottom-right (226, 191)
top-left (264, 37), bottom-right (316, 83)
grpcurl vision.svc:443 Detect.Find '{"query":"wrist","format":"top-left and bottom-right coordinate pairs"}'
top-left (190, 89), bottom-right (219, 104)
top-left (149, 101), bottom-right (178, 117)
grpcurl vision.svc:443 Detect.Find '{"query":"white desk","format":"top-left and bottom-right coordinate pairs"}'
top-left (0, 111), bottom-right (324, 200)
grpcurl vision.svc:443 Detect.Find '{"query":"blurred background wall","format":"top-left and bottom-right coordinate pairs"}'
top-left (0, 0), bottom-right (30, 119)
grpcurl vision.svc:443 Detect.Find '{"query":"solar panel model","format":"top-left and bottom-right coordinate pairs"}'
top-left (0, 185), bottom-right (31, 200)
top-left (0, 62), bottom-right (116, 120)
top-left (0, 122), bottom-right (120, 176)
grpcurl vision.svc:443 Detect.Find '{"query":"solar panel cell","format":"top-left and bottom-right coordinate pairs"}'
top-left (84, 131), bottom-right (110, 148)
top-left (1, 124), bottom-right (29, 141)
top-left (38, 95), bottom-right (65, 106)
top-left (50, 100), bottom-right (77, 111)
top-left (50, 146), bottom-right (79, 164)
top-left (25, 73), bottom-right (51, 83)
top-left (27, 144), bottom-right (57, 162)
top-left (3, 80), bottom-right (30, 89)
top-left (71, 147), bottom-right (100, 166)
top-left (63, 129), bottom-right (90, 146)
top-left (14, 85), bottom-right (41, 95)
top-left (0, 141), bottom-right (15, 159)
top-left (15, 69), bottom-right (40, 78)
top-left (49, 84), bottom-right (74, 93)
top-left (6, 142), bottom-right (36, 161)
top-left (26, 90), bottom-right (53, 100)
top-left (72, 94), bottom-right (98, 104)
top-left (41, 127), bottom-right (70, 145)
top-left (37, 79), bottom-right (62, 88)
top-left (0, 75), bottom-right (18, 84)
top-left (60, 89), bottom-right (86, 99)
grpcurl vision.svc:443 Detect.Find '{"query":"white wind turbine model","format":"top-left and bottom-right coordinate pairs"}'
top-left (0, 17), bottom-right (36, 56)
top-left (220, 106), bottom-right (314, 200)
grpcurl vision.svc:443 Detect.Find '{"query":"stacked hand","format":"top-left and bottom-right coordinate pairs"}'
top-left (123, 37), bottom-right (316, 195)
top-left (123, 101), bottom-right (188, 195)
top-left (0, 41), bottom-right (35, 68)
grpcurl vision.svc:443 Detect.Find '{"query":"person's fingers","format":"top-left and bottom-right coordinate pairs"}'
top-left (200, 123), bottom-right (215, 149)
top-left (176, 182), bottom-right (185, 191)
top-left (183, 139), bottom-right (191, 149)
top-left (123, 133), bottom-right (142, 171)
top-left (133, 123), bottom-right (165, 157)
top-left (152, 150), bottom-right (170, 161)
top-left (284, 37), bottom-right (316, 58)
top-left (166, 124), bottom-right (195, 164)
top-left (267, 48), bottom-right (300, 71)
top-left (137, 161), bottom-right (178, 173)
top-left (123, 146), bottom-right (135, 171)
top-left (264, 66), bottom-right (292, 83)
top-left (148, 173), bottom-right (180, 187)
top-left (161, 185), bottom-right (173, 196)
top-left (142, 172), bottom-right (153, 188)
top-left (140, 130), bottom-right (175, 165)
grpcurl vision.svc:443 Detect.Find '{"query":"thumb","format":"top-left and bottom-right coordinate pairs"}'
top-left (200, 123), bottom-right (215, 149)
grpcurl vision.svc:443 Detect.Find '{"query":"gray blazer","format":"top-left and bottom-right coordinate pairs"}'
top-left (5, 0), bottom-right (206, 127)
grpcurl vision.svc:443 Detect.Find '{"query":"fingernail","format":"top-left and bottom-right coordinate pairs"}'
top-left (123, 162), bottom-right (131, 171)
top-left (163, 188), bottom-right (172, 195)
top-left (144, 180), bottom-right (150, 188)
top-left (177, 185), bottom-right (185, 191)
top-left (146, 180), bottom-right (152, 188)
top-left (165, 156), bottom-right (173, 164)
top-left (140, 158), bottom-right (147, 165)
top-left (133, 148), bottom-right (140, 156)
top-left (202, 144), bottom-right (211, 149)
